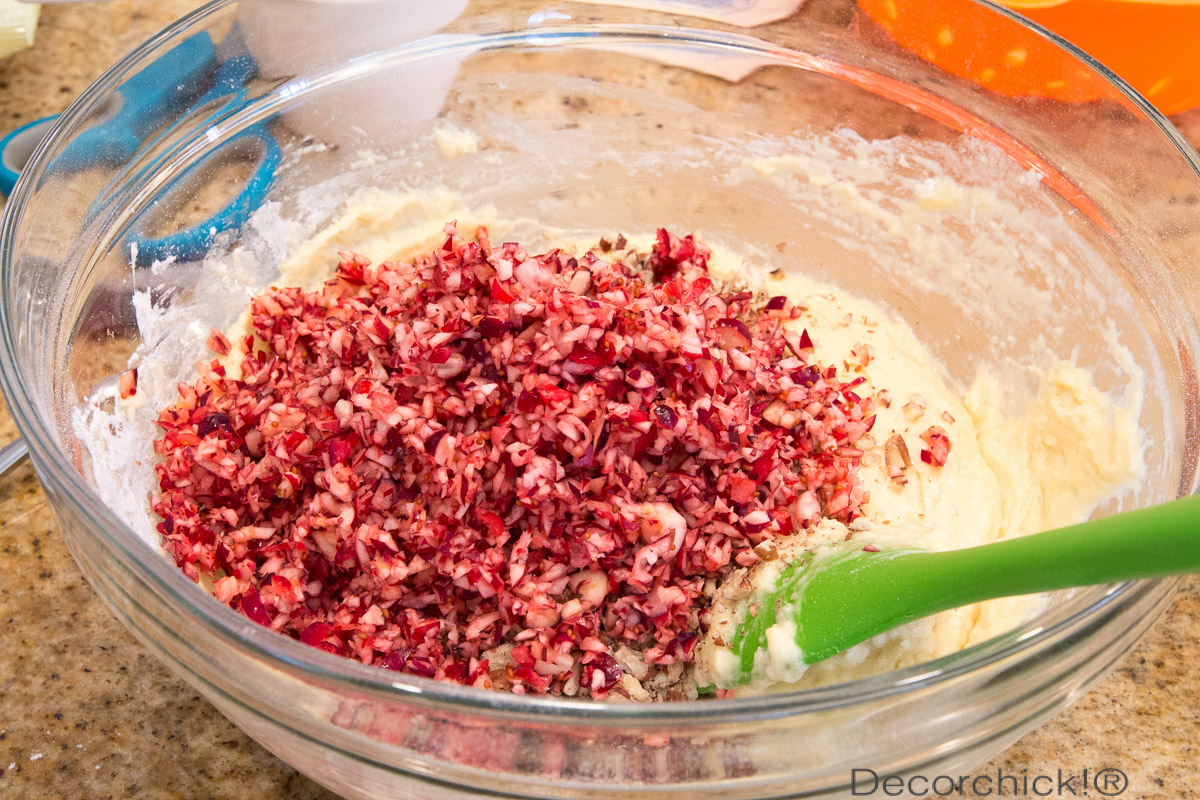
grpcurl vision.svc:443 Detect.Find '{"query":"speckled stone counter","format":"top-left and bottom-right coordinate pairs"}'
top-left (0, 3), bottom-right (1197, 799)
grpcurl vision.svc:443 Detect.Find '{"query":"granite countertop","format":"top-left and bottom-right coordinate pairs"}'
top-left (0, 3), bottom-right (1197, 798)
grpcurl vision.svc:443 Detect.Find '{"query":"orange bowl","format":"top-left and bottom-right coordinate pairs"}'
top-left (859, 0), bottom-right (1200, 114)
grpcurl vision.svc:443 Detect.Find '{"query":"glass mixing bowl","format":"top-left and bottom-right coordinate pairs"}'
top-left (2, 1), bottom-right (1199, 797)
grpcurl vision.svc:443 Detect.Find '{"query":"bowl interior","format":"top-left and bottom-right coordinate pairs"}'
top-left (3, 0), bottom-right (1199, 748)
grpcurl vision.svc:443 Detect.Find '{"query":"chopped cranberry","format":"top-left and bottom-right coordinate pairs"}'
top-left (583, 652), bottom-right (623, 694)
top-left (406, 656), bottom-right (438, 678)
top-left (427, 347), bottom-right (454, 364)
top-left (666, 632), bottom-right (698, 660)
top-left (515, 389), bottom-right (539, 413)
top-left (714, 318), bottom-right (753, 350)
top-left (328, 433), bottom-right (359, 465)
top-left (196, 412), bottom-right (233, 438)
top-left (566, 345), bottom-right (603, 373)
top-left (423, 430), bottom-right (447, 455)
top-left (478, 316), bottom-right (509, 338)
top-left (653, 405), bottom-right (679, 430)
top-left (207, 328), bottom-right (232, 356)
top-left (119, 368), bottom-right (137, 399)
top-left (300, 622), bottom-right (333, 646)
top-left (536, 384), bottom-right (573, 406)
top-left (919, 425), bottom-right (952, 467)
top-left (490, 278), bottom-right (516, 303)
top-left (379, 650), bottom-right (409, 671)
top-left (150, 224), bottom-right (872, 698)
top-left (240, 589), bottom-right (272, 626)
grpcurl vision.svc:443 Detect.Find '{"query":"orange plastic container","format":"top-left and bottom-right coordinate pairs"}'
top-left (859, 0), bottom-right (1200, 115)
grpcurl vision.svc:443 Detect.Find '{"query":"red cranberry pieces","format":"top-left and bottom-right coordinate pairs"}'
top-left (150, 224), bottom-right (874, 698)
top-left (919, 425), bottom-right (952, 467)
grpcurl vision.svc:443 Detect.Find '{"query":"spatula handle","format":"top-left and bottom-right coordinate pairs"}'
top-left (795, 493), bottom-right (1200, 663)
top-left (902, 491), bottom-right (1200, 603)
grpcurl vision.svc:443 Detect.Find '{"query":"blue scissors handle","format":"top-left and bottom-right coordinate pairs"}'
top-left (121, 42), bottom-right (278, 266)
top-left (131, 122), bottom-right (280, 267)
top-left (56, 32), bottom-right (216, 172)
top-left (0, 28), bottom-right (281, 264)
top-left (0, 115), bottom-right (55, 195)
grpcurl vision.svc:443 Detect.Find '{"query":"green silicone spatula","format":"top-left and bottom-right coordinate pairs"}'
top-left (720, 493), bottom-right (1200, 689)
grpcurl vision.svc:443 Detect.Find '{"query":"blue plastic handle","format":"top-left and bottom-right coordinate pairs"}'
top-left (0, 115), bottom-right (56, 196)
top-left (130, 123), bottom-right (281, 267)
top-left (55, 32), bottom-right (215, 171)
top-left (125, 48), bottom-right (279, 266)
top-left (2, 27), bottom-right (280, 266)
top-left (200, 52), bottom-right (258, 108)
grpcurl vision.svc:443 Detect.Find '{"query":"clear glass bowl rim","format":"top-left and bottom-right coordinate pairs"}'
top-left (0, 0), bottom-right (1196, 726)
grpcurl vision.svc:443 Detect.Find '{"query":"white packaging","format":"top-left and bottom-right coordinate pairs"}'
top-left (237, 0), bottom-right (471, 148)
